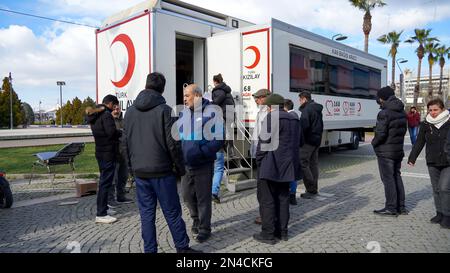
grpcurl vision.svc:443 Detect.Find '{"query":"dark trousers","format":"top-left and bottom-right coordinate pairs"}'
top-left (96, 160), bottom-right (116, 217)
top-left (136, 175), bottom-right (190, 253)
top-left (300, 144), bottom-right (320, 194)
top-left (108, 156), bottom-right (129, 201)
top-left (377, 157), bottom-right (406, 211)
top-left (428, 166), bottom-right (450, 216)
top-left (257, 179), bottom-right (290, 238)
top-left (181, 164), bottom-right (214, 235)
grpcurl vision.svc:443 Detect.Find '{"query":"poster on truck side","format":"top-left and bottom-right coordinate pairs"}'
top-left (96, 12), bottom-right (151, 112)
top-left (241, 28), bottom-right (271, 128)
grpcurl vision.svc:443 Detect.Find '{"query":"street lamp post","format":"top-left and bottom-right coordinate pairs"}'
top-left (57, 81), bottom-right (66, 128)
top-left (8, 72), bottom-right (13, 130)
top-left (396, 58), bottom-right (408, 104)
top-left (39, 100), bottom-right (42, 125)
top-left (332, 34), bottom-right (348, 41)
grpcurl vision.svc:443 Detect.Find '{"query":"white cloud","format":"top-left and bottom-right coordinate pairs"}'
top-left (0, 24), bottom-right (95, 104)
top-left (185, 0), bottom-right (450, 37)
top-left (38, 0), bottom-right (144, 18)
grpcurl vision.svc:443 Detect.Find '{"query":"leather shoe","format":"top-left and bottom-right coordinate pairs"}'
top-left (253, 233), bottom-right (277, 245)
top-left (373, 208), bottom-right (398, 217)
top-left (195, 233), bottom-right (211, 243)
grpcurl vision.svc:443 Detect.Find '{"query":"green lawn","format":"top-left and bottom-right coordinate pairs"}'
top-left (0, 143), bottom-right (99, 174)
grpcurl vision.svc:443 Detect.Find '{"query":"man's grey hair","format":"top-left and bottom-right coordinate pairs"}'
top-left (185, 84), bottom-right (203, 96)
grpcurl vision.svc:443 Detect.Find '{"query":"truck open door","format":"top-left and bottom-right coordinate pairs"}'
top-left (207, 26), bottom-right (272, 129)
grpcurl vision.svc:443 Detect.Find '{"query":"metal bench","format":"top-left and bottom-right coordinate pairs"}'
top-left (29, 143), bottom-right (85, 187)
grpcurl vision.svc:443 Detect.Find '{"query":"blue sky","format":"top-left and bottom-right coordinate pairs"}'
top-left (1, 0), bottom-right (450, 111)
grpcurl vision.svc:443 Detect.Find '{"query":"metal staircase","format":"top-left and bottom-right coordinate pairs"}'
top-left (223, 120), bottom-right (257, 193)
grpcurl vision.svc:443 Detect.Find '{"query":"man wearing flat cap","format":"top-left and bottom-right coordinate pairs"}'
top-left (371, 86), bottom-right (407, 217)
top-left (253, 93), bottom-right (301, 244)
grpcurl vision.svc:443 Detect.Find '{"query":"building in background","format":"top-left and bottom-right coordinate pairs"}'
top-left (396, 69), bottom-right (450, 113)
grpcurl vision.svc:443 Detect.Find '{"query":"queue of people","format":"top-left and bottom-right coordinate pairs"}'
top-left (86, 74), bottom-right (450, 253)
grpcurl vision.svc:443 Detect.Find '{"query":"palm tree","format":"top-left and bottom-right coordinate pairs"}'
top-left (377, 31), bottom-right (403, 91)
top-left (349, 0), bottom-right (387, 53)
top-left (436, 45), bottom-right (450, 105)
top-left (405, 29), bottom-right (439, 107)
top-left (436, 45), bottom-right (450, 100)
top-left (424, 42), bottom-right (440, 100)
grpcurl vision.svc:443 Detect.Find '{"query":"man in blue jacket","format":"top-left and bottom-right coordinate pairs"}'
top-left (179, 84), bottom-right (224, 243)
top-left (254, 93), bottom-right (301, 245)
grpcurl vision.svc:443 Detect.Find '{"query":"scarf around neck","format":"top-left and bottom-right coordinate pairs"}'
top-left (426, 110), bottom-right (450, 129)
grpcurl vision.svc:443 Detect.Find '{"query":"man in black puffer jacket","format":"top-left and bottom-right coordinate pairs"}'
top-left (371, 86), bottom-right (407, 217)
top-left (86, 95), bottom-right (122, 224)
top-left (124, 73), bottom-right (199, 254)
top-left (298, 91), bottom-right (323, 199)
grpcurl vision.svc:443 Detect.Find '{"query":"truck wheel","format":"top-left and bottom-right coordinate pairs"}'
top-left (0, 179), bottom-right (13, 209)
top-left (349, 135), bottom-right (360, 150)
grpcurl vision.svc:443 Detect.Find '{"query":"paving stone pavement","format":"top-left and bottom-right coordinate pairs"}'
top-left (1, 144), bottom-right (449, 253)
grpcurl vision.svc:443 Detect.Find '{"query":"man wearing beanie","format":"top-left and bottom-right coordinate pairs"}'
top-left (371, 86), bottom-right (408, 217)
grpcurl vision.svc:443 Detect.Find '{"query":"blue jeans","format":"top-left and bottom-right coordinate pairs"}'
top-left (212, 152), bottom-right (225, 196)
top-left (136, 175), bottom-right (190, 253)
top-left (409, 126), bottom-right (419, 145)
top-left (290, 181), bottom-right (298, 194)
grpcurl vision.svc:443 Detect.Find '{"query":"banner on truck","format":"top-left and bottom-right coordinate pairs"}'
top-left (96, 12), bottom-right (151, 112)
top-left (241, 28), bottom-right (271, 127)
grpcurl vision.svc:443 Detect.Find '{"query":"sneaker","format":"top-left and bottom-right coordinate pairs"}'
top-left (212, 194), bottom-right (220, 204)
top-left (397, 208), bottom-right (409, 215)
top-left (253, 233), bottom-right (277, 245)
top-left (195, 233), bottom-right (211, 243)
top-left (289, 194), bottom-right (298, 205)
top-left (107, 209), bottom-right (117, 216)
top-left (177, 247), bottom-right (203, 253)
top-left (95, 215), bottom-right (117, 224)
top-left (300, 192), bottom-right (317, 199)
top-left (117, 197), bottom-right (133, 204)
top-left (108, 202), bottom-right (119, 209)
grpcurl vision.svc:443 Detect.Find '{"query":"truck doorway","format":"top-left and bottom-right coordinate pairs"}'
top-left (176, 34), bottom-right (205, 106)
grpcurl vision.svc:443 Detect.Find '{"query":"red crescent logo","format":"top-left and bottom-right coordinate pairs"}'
top-left (110, 34), bottom-right (136, 88)
top-left (244, 46), bottom-right (261, 69)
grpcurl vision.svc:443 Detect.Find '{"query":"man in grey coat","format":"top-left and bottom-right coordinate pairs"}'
top-left (254, 94), bottom-right (301, 245)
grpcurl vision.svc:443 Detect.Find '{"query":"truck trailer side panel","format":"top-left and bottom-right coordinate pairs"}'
top-left (96, 12), bottom-right (151, 109)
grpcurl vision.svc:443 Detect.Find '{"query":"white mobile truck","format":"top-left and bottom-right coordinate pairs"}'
top-left (96, 0), bottom-right (387, 191)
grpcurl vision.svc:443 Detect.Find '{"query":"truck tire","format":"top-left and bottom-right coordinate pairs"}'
top-left (349, 134), bottom-right (360, 150)
top-left (0, 178), bottom-right (13, 209)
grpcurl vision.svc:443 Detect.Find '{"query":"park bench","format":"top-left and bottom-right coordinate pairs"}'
top-left (29, 143), bottom-right (85, 187)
